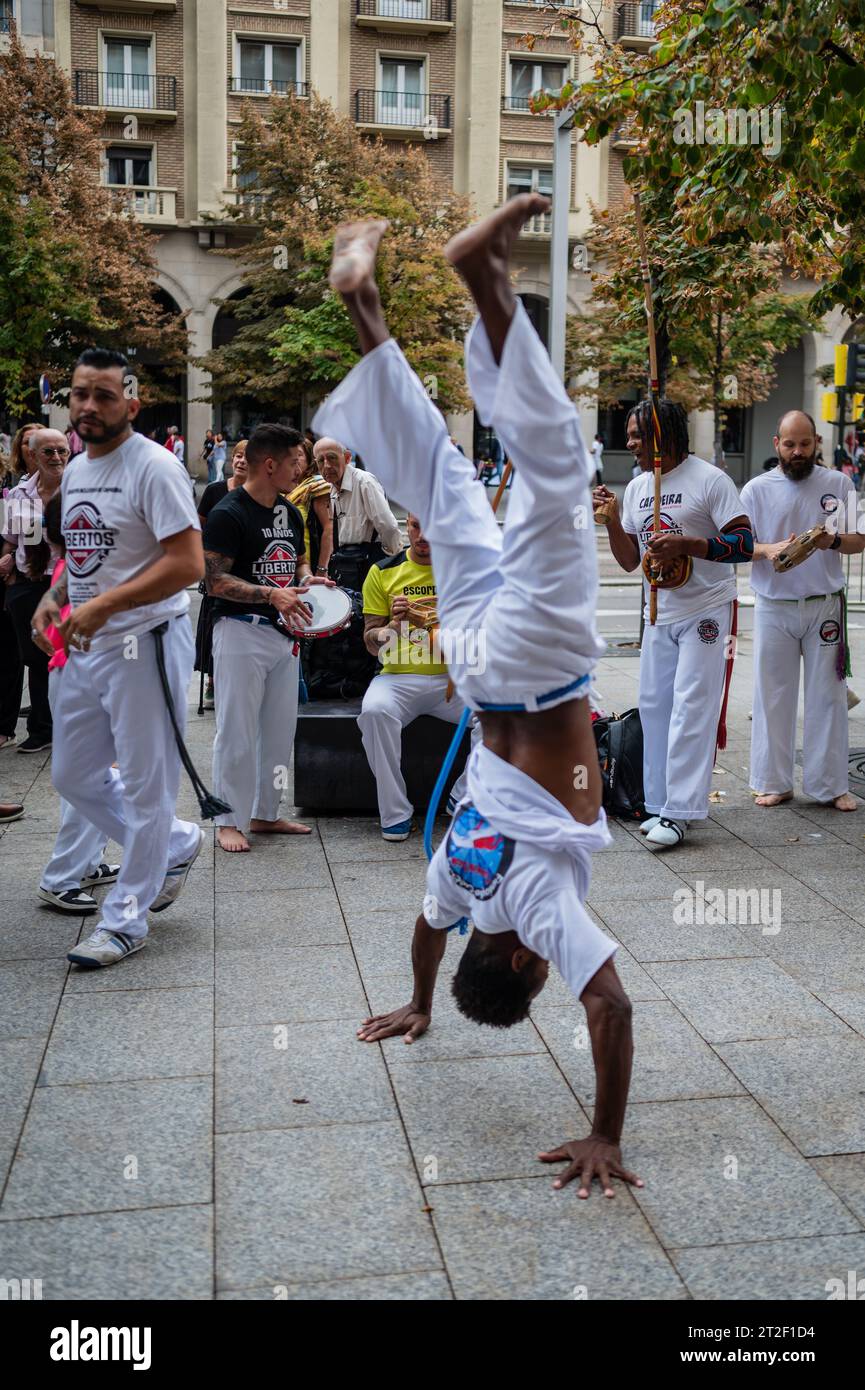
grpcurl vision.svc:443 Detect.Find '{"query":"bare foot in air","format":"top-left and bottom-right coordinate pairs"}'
top-left (249, 818), bottom-right (312, 835)
top-left (445, 193), bottom-right (551, 278)
top-left (218, 826), bottom-right (250, 852)
top-left (329, 219), bottom-right (389, 293)
top-left (831, 792), bottom-right (858, 812)
top-left (754, 791), bottom-right (793, 807)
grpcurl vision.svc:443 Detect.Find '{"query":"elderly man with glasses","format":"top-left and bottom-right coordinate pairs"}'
top-left (0, 428), bottom-right (69, 752)
top-left (314, 437), bottom-right (402, 590)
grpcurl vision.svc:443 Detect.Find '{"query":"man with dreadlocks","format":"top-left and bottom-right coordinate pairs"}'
top-left (594, 402), bottom-right (752, 849)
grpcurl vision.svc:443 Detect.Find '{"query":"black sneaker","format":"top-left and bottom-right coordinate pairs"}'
top-left (81, 862), bottom-right (121, 888)
top-left (38, 886), bottom-right (98, 914)
top-left (18, 736), bottom-right (52, 754)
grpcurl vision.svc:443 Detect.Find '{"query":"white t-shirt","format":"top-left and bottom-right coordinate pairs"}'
top-left (61, 431), bottom-right (200, 652)
top-left (591, 440), bottom-right (604, 472)
top-left (172, 436), bottom-right (185, 465)
top-left (424, 745), bottom-right (617, 1001)
top-left (740, 464), bottom-right (855, 600)
top-left (621, 454), bottom-right (743, 624)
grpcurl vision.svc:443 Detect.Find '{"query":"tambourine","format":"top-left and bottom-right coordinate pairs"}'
top-left (279, 585), bottom-right (352, 640)
top-left (642, 552), bottom-right (693, 590)
top-left (772, 525), bottom-right (827, 574)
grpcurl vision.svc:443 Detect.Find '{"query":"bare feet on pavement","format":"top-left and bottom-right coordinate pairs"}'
top-left (754, 791), bottom-right (793, 807)
top-left (249, 818), bottom-right (312, 835)
top-left (218, 827), bottom-right (250, 853)
top-left (831, 792), bottom-right (857, 812)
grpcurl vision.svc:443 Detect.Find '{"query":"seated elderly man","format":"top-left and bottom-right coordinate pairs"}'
top-left (314, 436), bottom-right (402, 589)
top-left (359, 513), bottom-right (472, 840)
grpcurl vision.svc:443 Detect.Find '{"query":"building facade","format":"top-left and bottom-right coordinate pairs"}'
top-left (5, 0), bottom-right (849, 478)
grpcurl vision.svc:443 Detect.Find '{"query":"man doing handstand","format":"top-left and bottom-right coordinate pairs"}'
top-left (313, 195), bottom-right (641, 1200)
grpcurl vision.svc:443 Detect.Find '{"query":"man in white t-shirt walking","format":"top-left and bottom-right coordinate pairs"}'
top-left (32, 349), bottom-right (205, 969)
top-left (594, 402), bottom-right (753, 849)
top-left (740, 410), bottom-right (864, 811)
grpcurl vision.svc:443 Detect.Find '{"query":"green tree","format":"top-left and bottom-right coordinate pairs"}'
top-left (0, 31), bottom-right (186, 417)
top-left (536, 0), bottom-right (865, 316)
top-left (198, 93), bottom-right (472, 415)
top-left (567, 200), bottom-right (818, 461)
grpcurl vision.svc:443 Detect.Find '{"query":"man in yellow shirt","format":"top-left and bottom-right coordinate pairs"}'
top-left (360, 514), bottom-right (471, 840)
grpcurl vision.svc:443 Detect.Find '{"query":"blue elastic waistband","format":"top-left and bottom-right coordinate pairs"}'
top-left (476, 671), bottom-right (590, 712)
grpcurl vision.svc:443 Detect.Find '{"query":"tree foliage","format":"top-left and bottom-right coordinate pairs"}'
top-left (567, 198), bottom-right (818, 456)
top-left (0, 31), bottom-right (186, 416)
top-left (536, 0), bottom-right (865, 317)
top-left (198, 93), bottom-right (472, 414)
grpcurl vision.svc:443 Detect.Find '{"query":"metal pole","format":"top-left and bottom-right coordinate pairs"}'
top-left (550, 109), bottom-right (574, 379)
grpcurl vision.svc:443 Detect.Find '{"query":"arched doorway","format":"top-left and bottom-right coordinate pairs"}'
top-left (133, 287), bottom-right (187, 443)
top-left (211, 292), bottom-right (299, 442)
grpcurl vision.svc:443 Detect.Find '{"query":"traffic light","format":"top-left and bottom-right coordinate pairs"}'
top-left (821, 391), bottom-right (839, 423)
top-left (836, 345), bottom-right (849, 387)
top-left (845, 342), bottom-right (865, 393)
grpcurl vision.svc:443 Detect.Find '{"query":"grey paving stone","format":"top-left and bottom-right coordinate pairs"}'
top-left (657, 842), bottom-right (771, 871)
top-left (1, 1077), bottom-right (212, 1218)
top-left (215, 943), bottom-right (368, 1026)
top-left (0, 1036), bottom-right (46, 1110)
top-left (40, 987), bottom-right (213, 1086)
top-left (645, 958), bottom-right (847, 1043)
top-left (349, 919), bottom-right (459, 978)
top-left (598, 819), bottom-right (644, 852)
top-left (362, 970), bottom-right (547, 1063)
top-left (598, 907), bottom-right (758, 963)
top-left (534, 1000), bottom-right (744, 1105)
top-left (64, 922), bottom-right (213, 994)
top-left (215, 1020), bottom-right (393, 1131)
top-left (0, 958), bottom-right (67, 1039)
top-left (810, 1154), bottom-right (865, 1227)
top-left (215, 1122), bottom-right (438, 1287)
top-left (716, 1035), bottom-right (865, 1155)
top-left (316, 817), bottom-right (428, 863)
top-left (672, 1233), bottom-right (865, 1301)
top-left (626, 1096), bottom-right (859, 1247)
top-left (819, 990), bottom-right (865, 1036)
top-left (331, 860), bottom-right (428, 920)
top-left (214, 837), bottom-right (331, 891)
top-left (430, 1178), bottom-right (686, 1300)
top-left (795, 870), bottom-right (865, 915)
top-left (0, 904), bottom-right (87, 961)
top-left (217, 1271), bottom-right (452, 1300)
top-left (705, 808), bottom-right (828, 846)
top-left (0, 1206), bottom-right (213, 1299)
top-left (588, 850), bottom-right (681, 895)
top-left (216, 888), bottom-right (348, 951)
top-left (758, 842), bottom-right (861, 874)
top-left (678, 869), bottom-right (833, 925)
top-left (387, 1054), bottom-right (587, 1185)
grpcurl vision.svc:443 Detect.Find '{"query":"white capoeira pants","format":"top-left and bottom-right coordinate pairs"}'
top-left (51, 617), bottom-right (200, 937)
top-left (640, 602), bottom-right (732, 821)
top-left (212, 615), bottom-right (300, 834)
top-left (313, 300), bottom-right (604, 712)
top-left (41, 668), bottom-right (112, 892)
top-left (358, 672), bottom-right (474, 826)
top-left (751, 593), bottom-right (849, 801)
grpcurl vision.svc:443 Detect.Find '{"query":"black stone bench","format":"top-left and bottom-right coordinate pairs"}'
top-left (293, 698), bottom-right (471, 814)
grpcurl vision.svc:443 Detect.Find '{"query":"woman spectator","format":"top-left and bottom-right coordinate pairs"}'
top-left (0, 428), bottom-right (67, 752)
top-left (209, 432), bottom-right (227, 485)
top-left (194, 441), bottom-right (249, 710)
top-left (0, 427), bottom-right (39, 749)
top-left (2, 423), bottom-right (40, 491)
top-left (288, 439), bottom-right (335, 577)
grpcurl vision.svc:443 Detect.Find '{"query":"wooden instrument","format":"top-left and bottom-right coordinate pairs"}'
top-left (773, 524), bottom-right (827, 573)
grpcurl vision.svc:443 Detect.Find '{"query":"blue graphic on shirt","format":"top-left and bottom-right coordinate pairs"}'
top-left (445, 805), bottom-right (514, 901)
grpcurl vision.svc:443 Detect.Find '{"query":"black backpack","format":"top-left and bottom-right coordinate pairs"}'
top-left (593, 707), bottom-right (647, 821)
top-left (301, 589), bottom-right (378, 701)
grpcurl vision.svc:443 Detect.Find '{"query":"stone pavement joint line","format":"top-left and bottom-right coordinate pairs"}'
top-left (1, 602), bottom-right (864, 1300)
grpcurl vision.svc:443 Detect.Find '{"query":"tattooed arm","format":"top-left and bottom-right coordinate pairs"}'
top-left (31, 567), bottom-right (69, 656)
top-left (205, 550), bottom-right (314, 625)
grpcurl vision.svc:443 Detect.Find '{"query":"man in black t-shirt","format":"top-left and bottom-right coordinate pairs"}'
top-left (204, 424), bottom-right (334, 853)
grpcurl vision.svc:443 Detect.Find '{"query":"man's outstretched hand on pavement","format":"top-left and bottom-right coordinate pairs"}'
top-left (538, 1135), bottom-right (644, 1199)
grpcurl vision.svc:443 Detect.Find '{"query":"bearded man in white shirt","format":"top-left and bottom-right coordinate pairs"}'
top-left (741, 410), bottom-right (864, 812)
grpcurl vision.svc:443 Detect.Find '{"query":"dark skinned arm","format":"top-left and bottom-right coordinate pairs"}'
top-left (647, 513), bottom-right (751, 564)
top-left (539, 958), bottom-right (643, 1199)
top-left (357, 914), bottom-right (448, 1044)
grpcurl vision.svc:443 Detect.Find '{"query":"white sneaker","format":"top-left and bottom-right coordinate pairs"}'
top-left (150, 827), bottom-right (205, 913)
top-left (67, 928), bottom-right (145, 969)
top-left (640, 816), bottom-right (661, 836)
top-left (645, 818), bottom-right (687, 850)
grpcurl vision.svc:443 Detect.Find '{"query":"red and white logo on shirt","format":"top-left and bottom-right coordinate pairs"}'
top-left (64, 502), bottom-right (116, 577)
top-left (252, 539), bottom-right (297, 587)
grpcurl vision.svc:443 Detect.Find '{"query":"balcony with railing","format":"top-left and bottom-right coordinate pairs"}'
top-left (355, 1), bottom-right (454, 34)
top-left (107, 186), bottom-right (177, 225)
top-left (73, 71), bottom-right (177, 118)
top-left (354, 89), bottom-right (452, 138)
top-left (502, 93), bottom-right (557, 116)
top-left (615, 1), bottom-right (662, 44)
top-left (228, 76), bottom-right (309, 99)
top-left (76, 0), bottom-right (177, 12)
